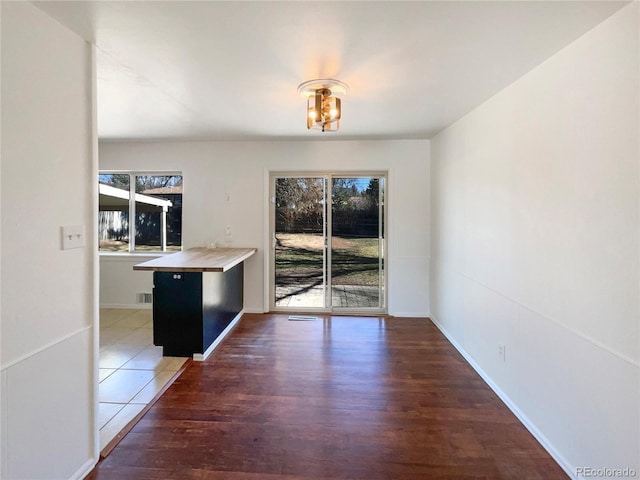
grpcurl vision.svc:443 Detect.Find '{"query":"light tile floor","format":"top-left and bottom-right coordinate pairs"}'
top-left (99, 308), bottom-right (187, 451)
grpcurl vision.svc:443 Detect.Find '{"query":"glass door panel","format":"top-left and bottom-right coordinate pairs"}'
top-left (330, 177), bottom-right (384, 309)
top-left (274, 177), bottom-right (326, 308)
top-left (271, 173), bottom-right (385, 312)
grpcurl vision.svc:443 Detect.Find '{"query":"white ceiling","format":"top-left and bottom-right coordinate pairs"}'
top-left (35, 1), bottom-right (628, 141)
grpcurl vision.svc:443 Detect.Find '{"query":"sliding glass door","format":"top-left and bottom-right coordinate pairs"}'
top-left (273, 177), bottom-right (327, 309)
top-left (330, 177), bottom-right (384, 309)
top-left (271, 173), bottom-right (385, 312)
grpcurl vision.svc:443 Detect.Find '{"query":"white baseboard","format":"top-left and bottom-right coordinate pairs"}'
top-left (390, 311), bottom-right (430, 318)
top-left (99, 303), bottom-right (152, 309)
top-left (71, 456), bottom-right (97, 480)
top-left (429, 314), bottom-right (577, 480)
top-left (243, 308), bottom-right (265, 314)
top-left (193, 310), bottom-right (244, 362)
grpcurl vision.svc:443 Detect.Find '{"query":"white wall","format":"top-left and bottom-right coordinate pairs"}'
top-left (1, 3), bottom-right (96, 478)
top-left (100, 255), bottom-right (156, 308)
top-left (430, 4), bottom-right (639, 478)
top-left (99, 139), bottom-right (430, 316)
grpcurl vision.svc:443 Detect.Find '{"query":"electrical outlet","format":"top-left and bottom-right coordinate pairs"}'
top-left (225, 193), bottom-right (231, 203)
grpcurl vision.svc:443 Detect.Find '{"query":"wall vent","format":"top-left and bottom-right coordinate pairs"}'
top-left (136, 292), bottom-right (153, 304)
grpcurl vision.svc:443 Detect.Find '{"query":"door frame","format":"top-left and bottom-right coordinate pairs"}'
top-left (267, 171), bottom-right (388, 314)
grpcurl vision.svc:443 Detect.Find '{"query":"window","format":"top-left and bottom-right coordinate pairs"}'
top-left (99, 173), bottom-right (183, 252)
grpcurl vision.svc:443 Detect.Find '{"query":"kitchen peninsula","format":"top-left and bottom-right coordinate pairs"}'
top-left (133, 247), bottom-right (257, 360)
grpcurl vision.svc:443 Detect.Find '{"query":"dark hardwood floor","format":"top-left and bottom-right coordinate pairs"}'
top-left (88, 314), bottom-right (567, 479)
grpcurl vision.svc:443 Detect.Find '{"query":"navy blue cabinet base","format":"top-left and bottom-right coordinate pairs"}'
top-left (133, 247), bottom-right (257, 359)
top-left (152, 264), bottom-right (243, 357)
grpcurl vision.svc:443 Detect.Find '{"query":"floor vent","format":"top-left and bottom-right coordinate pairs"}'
top-left (288, 315), bottom-right (319, 321)
top-left (137, 292), bottom-right (153, 304)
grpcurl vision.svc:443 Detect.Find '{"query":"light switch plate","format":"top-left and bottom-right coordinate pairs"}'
top-left (61, 225), bottom-right (86, 250)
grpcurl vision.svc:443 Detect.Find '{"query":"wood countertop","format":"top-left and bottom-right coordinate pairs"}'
top-left (133, 247), bottom-right (257, 272)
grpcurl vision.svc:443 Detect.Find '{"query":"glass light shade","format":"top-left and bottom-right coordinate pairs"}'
top-left (298, 79), bottom-right (348, 132)
top-left (306, 89), bottom-right (341, 132)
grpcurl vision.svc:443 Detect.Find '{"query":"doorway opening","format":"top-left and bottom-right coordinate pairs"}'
top-left (270, 173), bottom-right (386, 313)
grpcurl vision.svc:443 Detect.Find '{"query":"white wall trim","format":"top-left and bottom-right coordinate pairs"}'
top-left (392, 312), bottom-right (430, 318)
top-left (263, 167), bottom-right (271, 313)
top-left (1, 373), bottom-right (8, 480)
top-left (456, 269), bottom-right (640, 368)
top-left (193, 310), bottom-right (244, 362)
top-left (386, 166), bottom-right (395, 316)
top-left (0, 1), bottom-right (4, 474)
top-left (429, 313), bottom-right (577, 480)
top-left (244, 308), bottom-right (265, 314)
top-left (100, 303), bottom-right (153, 310)
top-left (70, 456), bottom-right (97, 480)
top-left (90, 41), bottom-right (101, 466)
top-left (0, 325), bottom-right (92, 372)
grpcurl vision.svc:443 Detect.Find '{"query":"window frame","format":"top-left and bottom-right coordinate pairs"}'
top-left (98, 170), bottom-right (183, 254)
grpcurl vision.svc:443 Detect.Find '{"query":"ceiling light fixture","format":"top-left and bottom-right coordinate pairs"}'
top-left (297, 79), bottom-right (349, 132)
